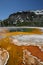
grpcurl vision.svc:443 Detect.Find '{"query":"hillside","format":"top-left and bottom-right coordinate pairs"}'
top-left (0, 10), bottom-right (43, 27)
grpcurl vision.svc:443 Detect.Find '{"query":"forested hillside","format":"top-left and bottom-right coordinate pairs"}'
top-left (0, 10), bottom-right (43, 27)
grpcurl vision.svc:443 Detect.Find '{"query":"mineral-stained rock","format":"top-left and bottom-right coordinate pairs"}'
top-left (0, 48), bottom-right (9, 65)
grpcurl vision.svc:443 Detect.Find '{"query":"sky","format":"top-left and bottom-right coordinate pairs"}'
top-left (0, 0), bottom-right (43, 20)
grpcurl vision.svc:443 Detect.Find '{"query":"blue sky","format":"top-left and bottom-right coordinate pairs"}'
top-left (0, 0), bottom-right (43, 20)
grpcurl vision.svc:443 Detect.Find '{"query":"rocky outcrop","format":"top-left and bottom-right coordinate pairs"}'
top-left (0, 10), bottom-right (43, 27)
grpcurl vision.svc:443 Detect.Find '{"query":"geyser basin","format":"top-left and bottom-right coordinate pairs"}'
top-left (10, 34), bottom-right (43, 65)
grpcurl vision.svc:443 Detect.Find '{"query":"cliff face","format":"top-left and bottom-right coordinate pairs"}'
top-left (1, 10), bottom-right (43, 27)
